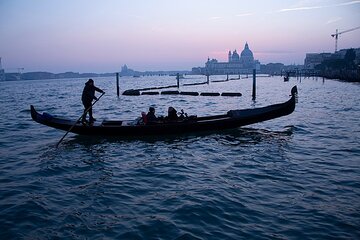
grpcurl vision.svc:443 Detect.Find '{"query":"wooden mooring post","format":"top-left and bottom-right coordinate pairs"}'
top-left (116, 73), bottom-right (120, 97)
top-left (176, 73), bottom-right (180, 88)
top-left (252, 69), bottom-right (256, 100)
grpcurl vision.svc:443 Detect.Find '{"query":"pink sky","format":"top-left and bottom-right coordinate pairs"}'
top-left (0, 0), bottom-right (359, 72)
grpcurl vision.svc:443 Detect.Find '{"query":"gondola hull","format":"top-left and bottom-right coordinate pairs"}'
top-left (31, 86), bottom-right (297, 137)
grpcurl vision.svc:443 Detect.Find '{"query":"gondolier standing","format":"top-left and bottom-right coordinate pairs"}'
top-left (81, 79), bottom-right (104, 123)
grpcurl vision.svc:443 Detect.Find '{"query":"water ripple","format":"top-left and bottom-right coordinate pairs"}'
top-left (0, 77), bottom-right (359, 239)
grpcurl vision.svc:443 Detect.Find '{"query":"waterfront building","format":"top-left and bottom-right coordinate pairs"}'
top-left (120, 64), bottom-right (135, 76)
top-left (304, 48), bottom-right (360, 69)
top-left (304, 53), bottom-right (333, 69)
top-left (200, 43), bottom-right (259, 75)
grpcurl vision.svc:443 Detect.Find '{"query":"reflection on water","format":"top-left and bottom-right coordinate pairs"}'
top-left (0, 76), bottom-right (359, 239)
top-left (62, 125), bottom-right (294, 148)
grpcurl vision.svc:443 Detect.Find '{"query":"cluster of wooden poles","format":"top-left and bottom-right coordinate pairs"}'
top-left (116, 69), bottom-right (257, 100)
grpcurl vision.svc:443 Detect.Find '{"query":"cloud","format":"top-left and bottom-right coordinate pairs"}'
top-left (278, 0), bottom-right (360, 12)
top-left (279, 6), bottom-right (325, 12)
top-left (326, 17), bottom-right (342, 25)
top-left (279, 5), bottom-right (323, 12)
top-left (338, 0), bottom-right (360, 6)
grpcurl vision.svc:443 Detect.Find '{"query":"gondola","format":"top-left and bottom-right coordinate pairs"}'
top-left (30, 86), bottom-right (298, 136)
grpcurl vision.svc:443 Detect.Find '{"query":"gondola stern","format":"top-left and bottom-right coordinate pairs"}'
top-left (30, 105), bottom-right (53, 124)
top-left (291, 85), bottom-right (298, 97)
top-left (30, 105), bottom-right (38, 121)
top-left (285, 86), bottom-right (298, 116)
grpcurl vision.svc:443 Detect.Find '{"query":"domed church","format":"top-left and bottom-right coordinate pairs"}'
top-left (228, 49), bottom-right (240, 62)
top-left (204, 42), bottom-right (259, 74)
top-left (228, 43), bottom-right (254, 67)
top-left (241, 42), bottom-right (255, 68)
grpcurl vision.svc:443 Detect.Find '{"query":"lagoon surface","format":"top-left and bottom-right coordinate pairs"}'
top-left (0, 75), bottom-right (359, 239)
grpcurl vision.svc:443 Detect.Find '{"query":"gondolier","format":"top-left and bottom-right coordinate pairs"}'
top-left (81, 79), bottom-right (104, 123)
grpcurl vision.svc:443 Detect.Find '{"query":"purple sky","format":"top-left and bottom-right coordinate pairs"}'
top-left (1, 0), bottom-right (359, 72)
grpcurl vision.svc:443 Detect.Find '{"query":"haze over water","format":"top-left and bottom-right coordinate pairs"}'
top-left (0, 75), bottom-right (359, 239)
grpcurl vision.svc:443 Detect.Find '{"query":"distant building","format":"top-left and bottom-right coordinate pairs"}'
top-left (191, 67), bottom-right (203, 75)
top-left (120, 64), bottom-right (135, 76)
top-left (196, 42), bottom-right (259, 75)
top-left (259, 63), bottom-right (285, 75)
top-left (335, 48), bottom-right (360, 66)
top-left (304, 48), bottom-right (360, 69)
top-left (304, 53), bottom-right (333, 69)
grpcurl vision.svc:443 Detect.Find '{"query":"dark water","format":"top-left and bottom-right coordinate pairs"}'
top-left (0, 75), bottom-right (359, 239)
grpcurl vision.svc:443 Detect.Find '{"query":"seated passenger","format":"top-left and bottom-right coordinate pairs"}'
top-left (166, 106), bottom-right (178, 121)
top-left (146, 107), bottom-right (158, 124)
top-left (136, 111), bottom-right (147, 125)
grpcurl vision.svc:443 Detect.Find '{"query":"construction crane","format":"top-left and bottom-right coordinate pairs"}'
top-left (331, 26), bottom-right (360, 53)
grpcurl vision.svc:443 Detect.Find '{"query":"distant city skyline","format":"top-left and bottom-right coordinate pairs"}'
top-left (0, 0), bottom-right (359, 73)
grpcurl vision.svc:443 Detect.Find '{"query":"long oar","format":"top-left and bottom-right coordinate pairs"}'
top-left (56, 92), bottom-right (105, 148)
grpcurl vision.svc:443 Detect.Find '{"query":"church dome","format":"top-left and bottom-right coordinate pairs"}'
top-left (232, 50), bottom-right (240, 61)
top-left (241, 42), bottom-right (253, 57)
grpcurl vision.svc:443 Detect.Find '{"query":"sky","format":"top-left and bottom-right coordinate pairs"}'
top-left (0, 0), bottom-right (359, 73)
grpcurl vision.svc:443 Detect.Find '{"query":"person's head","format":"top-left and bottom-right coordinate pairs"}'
top-left (87, 79), bottom-right (94, 85)
top-left (168, 107), bottom-right (174, 113)
top-left (149, 107), bottom-right (155, 113)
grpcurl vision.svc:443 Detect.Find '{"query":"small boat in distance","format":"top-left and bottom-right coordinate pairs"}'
top-left (284, 72), bottom-right (290, 82)
top-left (31, 86), bottom-right (298, 137)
